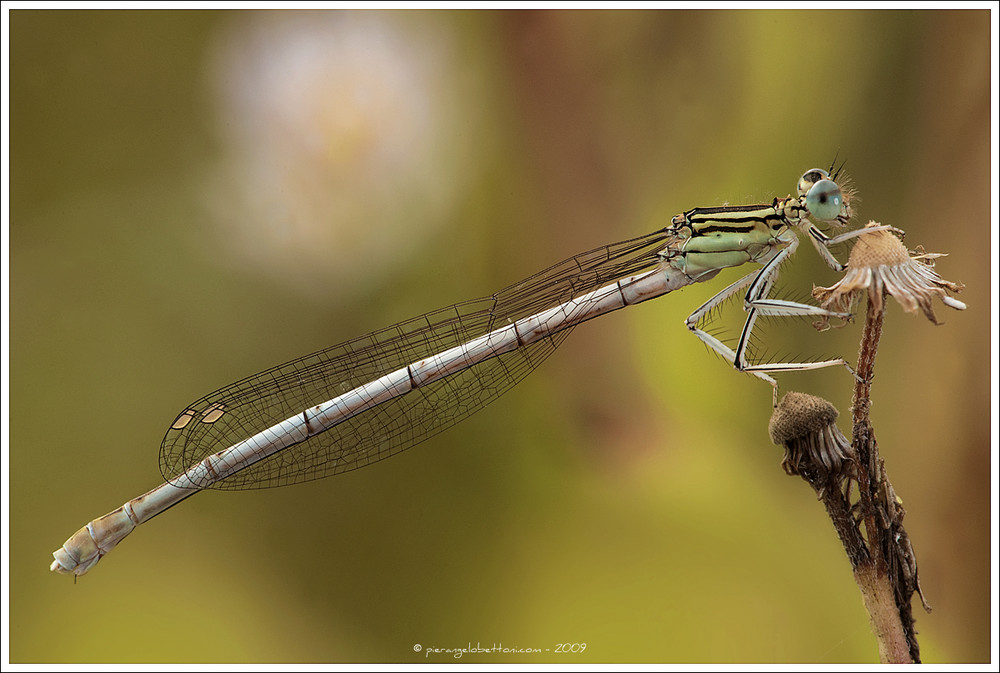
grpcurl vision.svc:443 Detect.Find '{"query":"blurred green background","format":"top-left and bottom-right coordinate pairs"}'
top-left (8, 9), bottom-right (992, 664)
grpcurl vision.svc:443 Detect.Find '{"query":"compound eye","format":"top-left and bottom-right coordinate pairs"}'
top-left (805, 179), bottom-right (844, 221)
top-left (797, 168), bottom-right (830, 197)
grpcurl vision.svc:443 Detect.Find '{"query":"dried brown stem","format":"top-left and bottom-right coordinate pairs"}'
top-left (771, 294), bottom-right (927, 663)
top-left (848, 295), bottom-right (924, 663)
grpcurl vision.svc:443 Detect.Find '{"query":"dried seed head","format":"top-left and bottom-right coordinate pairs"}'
top-left (768, 391), bottom-right (838, 445)
top-left (813, 221), bottom-right (966, 327)
top-left (847, 225), bottom-right (911, 268)
top-left (769, 391), bottom-right (855, 481)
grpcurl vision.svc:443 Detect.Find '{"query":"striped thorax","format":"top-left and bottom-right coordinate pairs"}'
top-left (662, 167), bottom-right (851, 280)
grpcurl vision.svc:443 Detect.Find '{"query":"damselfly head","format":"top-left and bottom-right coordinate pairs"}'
top-left (797, 168), bottom-right (852, 225)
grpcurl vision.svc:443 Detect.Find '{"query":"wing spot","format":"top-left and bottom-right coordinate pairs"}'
top-left (171, 410), bottom-right (196, 430)
top-left (201, 403), bottom-right (226, 423)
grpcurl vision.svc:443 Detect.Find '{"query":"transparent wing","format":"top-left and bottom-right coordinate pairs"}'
top-left (160, 227), bottom-right (676, 490)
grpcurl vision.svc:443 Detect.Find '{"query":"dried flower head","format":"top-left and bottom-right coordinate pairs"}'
top-left (768, 391), bottom-right (856, 483)
top-left (812, 221), bottom-right (966, 328)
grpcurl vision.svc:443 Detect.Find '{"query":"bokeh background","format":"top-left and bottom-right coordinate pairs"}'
top-left (8, 9), bottom-right (993, 664)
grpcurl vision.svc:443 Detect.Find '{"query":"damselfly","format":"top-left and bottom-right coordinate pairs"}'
top-left (51, 166), bottom-right (888, 576)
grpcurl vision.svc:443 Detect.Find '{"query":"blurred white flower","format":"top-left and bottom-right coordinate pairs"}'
top-left (204, 11), bottom-right (480, 297)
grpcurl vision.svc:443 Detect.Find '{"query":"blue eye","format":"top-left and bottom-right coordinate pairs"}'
top-left (797, 168), bottom-right (830, 197)
top-left (806, 179), bottom-right (844, 221)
